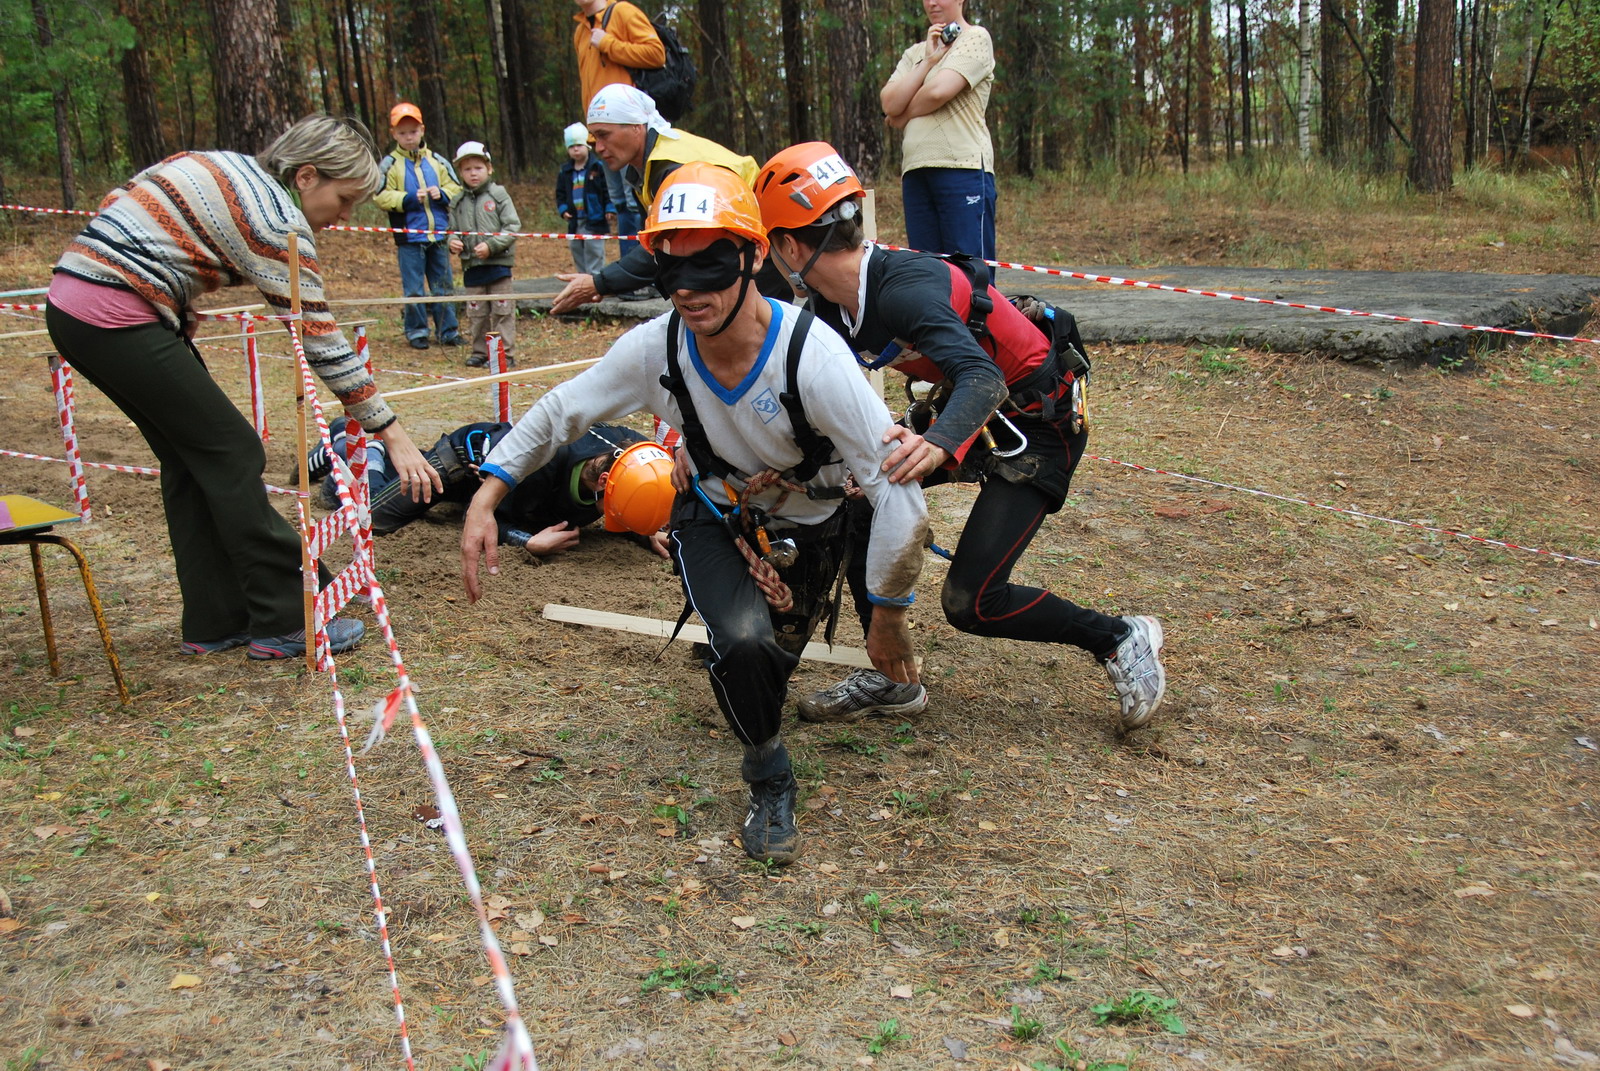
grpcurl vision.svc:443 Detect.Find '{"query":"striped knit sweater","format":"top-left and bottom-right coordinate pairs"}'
top-left (54, 151), bottom-right (395, 431)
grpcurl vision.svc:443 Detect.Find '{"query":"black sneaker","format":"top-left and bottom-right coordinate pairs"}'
top-left (465, 352), bottom-right (489, 368)
top-left (408, 337), bottom-right (430, 350)
top-left (740, 770), bottom-right (800, 865)
top-left (303, 441), bottom-right (335, 484)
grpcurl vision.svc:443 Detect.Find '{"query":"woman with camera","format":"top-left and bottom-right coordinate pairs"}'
top-left (880, 0), bottom-right (996, 260)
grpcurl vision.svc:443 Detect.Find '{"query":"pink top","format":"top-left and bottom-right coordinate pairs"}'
top-left (48, 273), bottom-right (160, 328)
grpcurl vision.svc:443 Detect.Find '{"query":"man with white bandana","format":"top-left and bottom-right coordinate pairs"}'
top-left (551, 84), bottom-right (761, 314)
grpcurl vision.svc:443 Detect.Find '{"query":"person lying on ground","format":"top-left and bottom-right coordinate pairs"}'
top-left (309, 421), bottom-right (672, 559)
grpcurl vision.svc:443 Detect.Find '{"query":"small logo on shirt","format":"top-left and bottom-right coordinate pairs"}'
top-left (965, 195), bottom-right (982, 205)
top-left (750, 389), bottom-right (781, 423)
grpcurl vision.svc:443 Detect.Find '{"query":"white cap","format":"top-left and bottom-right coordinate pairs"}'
top-left (453, 140), bottom-right (491, 166)
top-left (563, 123), bottom-right (589, 148)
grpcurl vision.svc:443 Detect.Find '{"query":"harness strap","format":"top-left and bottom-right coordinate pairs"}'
top-left (659, 311), bottom-right (734, 482)
top-left (777, 309), bottom-right (839, 483)
top-left (658, 307), bottom-right (843, 493)
top-left (944, 253), bottom-right (995, 344)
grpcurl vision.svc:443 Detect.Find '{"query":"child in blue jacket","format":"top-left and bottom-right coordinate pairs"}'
top-left (555, 122), bottom-right (611, 276)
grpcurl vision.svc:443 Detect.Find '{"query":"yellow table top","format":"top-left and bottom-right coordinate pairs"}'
top-left (0, 494), bottom-right (81, 534)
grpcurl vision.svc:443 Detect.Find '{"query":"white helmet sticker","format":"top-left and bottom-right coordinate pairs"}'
top-left (807, 153), bottom-right (852, 187)
top-left (655, 184), bottom-right (718, 223)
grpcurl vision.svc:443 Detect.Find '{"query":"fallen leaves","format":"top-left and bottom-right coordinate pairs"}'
top-left (169, 974), bottom-right (202, 990)
top-left (1454, 882), bottom-right (1496, 898)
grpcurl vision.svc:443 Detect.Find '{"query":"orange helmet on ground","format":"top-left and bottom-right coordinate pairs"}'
top-left (639, 162), bottom-right (768, 256)
top-left (754, 142), bottom-right (864, 233)
top-left (389, 102), bottom-right (424, 129)
top-left (602, 442), bottom-right (676, 535)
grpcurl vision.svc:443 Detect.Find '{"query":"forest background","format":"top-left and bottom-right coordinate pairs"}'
top-left (4, 0), bottom-right (1600, 220)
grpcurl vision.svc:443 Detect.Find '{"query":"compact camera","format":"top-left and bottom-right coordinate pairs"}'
top-left (940, 23), bottom-right (962, 45)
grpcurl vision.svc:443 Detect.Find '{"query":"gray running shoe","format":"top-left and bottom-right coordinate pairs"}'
top-left (1104, 615), bottom-right (1166, 730)
top-left (796, 669), bottom-right (928, 723)
top-left (741, 770), bottom-right (800, 865)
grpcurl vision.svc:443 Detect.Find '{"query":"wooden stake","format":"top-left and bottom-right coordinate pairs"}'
top-left (288, 233), bottom-right (317, 674)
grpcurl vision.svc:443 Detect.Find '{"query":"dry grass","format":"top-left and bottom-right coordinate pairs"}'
top-left (2, 173), bottom-right (1598, 1071)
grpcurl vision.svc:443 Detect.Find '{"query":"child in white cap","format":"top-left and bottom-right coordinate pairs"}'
top-left (448, 140), bottom-right (521, 368)
top-left (556, 122), bottom-right (611, 277)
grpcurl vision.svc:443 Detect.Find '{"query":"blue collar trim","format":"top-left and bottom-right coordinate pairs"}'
top-left (685, 298), bottom-right (782, 405)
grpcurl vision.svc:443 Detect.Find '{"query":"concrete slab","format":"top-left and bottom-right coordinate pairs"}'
top-left (513, 267), bottom-right (1600, 365)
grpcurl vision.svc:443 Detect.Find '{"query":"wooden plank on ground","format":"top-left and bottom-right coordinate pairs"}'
top-left (541, 603), bottom-right (885, 669)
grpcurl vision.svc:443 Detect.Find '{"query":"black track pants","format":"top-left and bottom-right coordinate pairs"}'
top-left (848, 417), bottom-right (1127, 660)
top-left (45, 306), bottom-right (307, 642)
top-left (670, 495), bottom-right (845, 748)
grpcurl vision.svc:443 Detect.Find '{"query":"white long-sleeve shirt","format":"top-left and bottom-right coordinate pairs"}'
top-left (482, 300), bottom-right (928, 604)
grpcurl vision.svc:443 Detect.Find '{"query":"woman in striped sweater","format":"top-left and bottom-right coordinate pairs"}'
top-left (44, 115), bottom-right (443, 661)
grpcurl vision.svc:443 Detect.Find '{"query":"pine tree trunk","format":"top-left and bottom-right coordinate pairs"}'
top-left (31, 0), bottom-right (76, 208)
top-left (1409, 0), bottom-right (1455, 191)
top-left (204, 0), bottom-right (296, 153)
top-left (1009, 0), bottom-right (1038, 176)
top-left (1237, 0), bottom-right (1252, 157)
top-left (695, 0), bottom-right (737, 147)
top-left (484, 0), bottom-right (518, 174)
top-left (823, 0), bottom-right (882, 181)
top-left (118, 0), bottom-right (168, 170)
top-left (1367, 0), bottom-right (1397, 171)
top-left (1320, 0), bottom-right (1345, 162)
top-left (410, 0), bottom-right (451, 156)
top-left (1197, 0), bottom-right (1213, 157)
top-left (781, 0), bottom-right (811, 146)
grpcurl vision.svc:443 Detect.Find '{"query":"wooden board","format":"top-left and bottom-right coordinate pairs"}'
top-left (541, 603), bottom-right (885, 670)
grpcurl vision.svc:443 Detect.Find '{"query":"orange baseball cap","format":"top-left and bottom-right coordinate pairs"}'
top-left (389, 102), bottom-right (424, 129)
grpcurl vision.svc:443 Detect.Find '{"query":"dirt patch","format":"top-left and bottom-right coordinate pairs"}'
top-left (2, 191), bottom-right (1598, 1071)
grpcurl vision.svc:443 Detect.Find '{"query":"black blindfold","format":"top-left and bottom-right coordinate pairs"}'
top-left (652, 238), bottom-right (754, 297)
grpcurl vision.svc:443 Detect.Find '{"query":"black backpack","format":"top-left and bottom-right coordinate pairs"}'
top-left (601, 3), bottom-right (698, 122)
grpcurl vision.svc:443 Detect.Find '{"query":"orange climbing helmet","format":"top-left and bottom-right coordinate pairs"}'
top-left (754, 142), bottom-right (864, 234)
top-left (639, 162), bottom-right (768, 256)
top-left (602, 442), bottom-right (676, 535)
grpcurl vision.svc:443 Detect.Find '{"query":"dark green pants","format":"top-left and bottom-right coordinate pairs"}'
top-left (45, 304), bottom-right (307, 643)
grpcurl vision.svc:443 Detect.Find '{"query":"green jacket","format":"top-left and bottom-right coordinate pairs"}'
top-left (448, 181), bottom-right (521, 271)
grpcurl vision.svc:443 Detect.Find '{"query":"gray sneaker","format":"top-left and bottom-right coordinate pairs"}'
top-left (1104, 615), bottom-right (1166, 730)
top-left (796, 669), bottom-right (928, 723)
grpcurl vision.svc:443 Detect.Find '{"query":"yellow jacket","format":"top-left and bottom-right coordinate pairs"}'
top-left (637, 129), bottom-right (760, 208)
top-left (573, 2), bottom-right (666, 110)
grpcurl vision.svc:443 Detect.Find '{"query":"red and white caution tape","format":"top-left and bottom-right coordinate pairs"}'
top-left (0, 448), bottom-right (306, 498)
top-left (942, 249), bottom-right (1600, 348)
top-left (0, 203), bottom-right (96, 217)
top-left (245, 319), bottom-right (269, 440)
top-left (286, 322), bottom-right (539, 1070)
top-left (49, 357), bottom-right (90, 520)
top-left (492, 334), bottom-right (512, 423)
